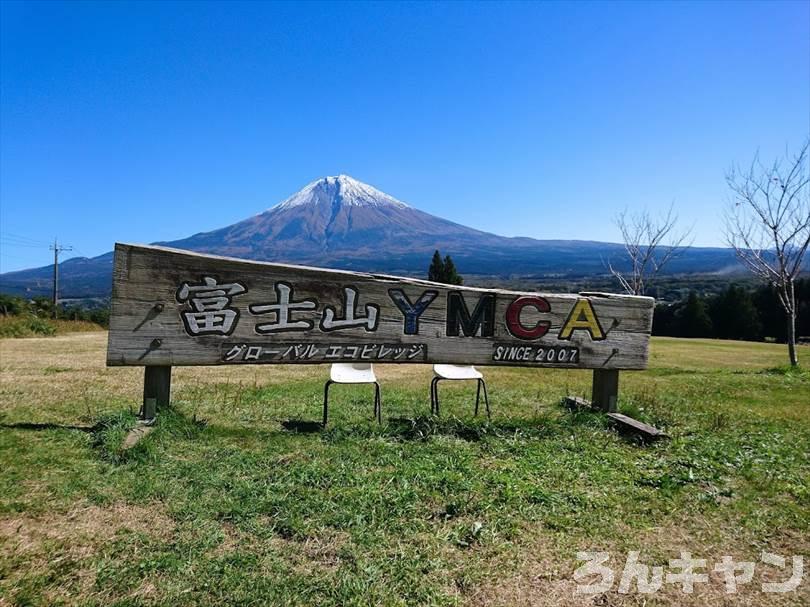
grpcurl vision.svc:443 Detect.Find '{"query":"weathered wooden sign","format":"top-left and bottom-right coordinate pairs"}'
top-left (107, 243), bottom-right (654, 413)
top-left (107, 243), bottom-right (653, 369)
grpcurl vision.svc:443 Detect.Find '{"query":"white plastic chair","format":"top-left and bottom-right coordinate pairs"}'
top-left (430, 364), bottom-right (490, 419)
top-left (323, 363), bottom-right (381, 425)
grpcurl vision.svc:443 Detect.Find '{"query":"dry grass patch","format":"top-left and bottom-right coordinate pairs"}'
top-left (278, 529), bottom-right (352, 575)
top-left (0, 501), bottom-right (174, 603)
top-left (446, 528), bottom-right (586, 607)
top-left (464, 517), bottom-right (809, 607)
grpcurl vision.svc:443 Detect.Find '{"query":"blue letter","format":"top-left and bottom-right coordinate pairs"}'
top-left (388, 289), bottom-right (438, 335)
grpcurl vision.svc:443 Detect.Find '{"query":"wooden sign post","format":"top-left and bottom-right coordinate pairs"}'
top-left (107, 243), bottom-right (654, 415)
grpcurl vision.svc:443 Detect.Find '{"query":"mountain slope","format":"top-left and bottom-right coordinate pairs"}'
top-left (0, 175), bottom-right (740, 297)
top-left (165, 175), bottom-right (525, 263)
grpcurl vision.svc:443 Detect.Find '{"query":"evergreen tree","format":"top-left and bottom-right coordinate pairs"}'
top-left (427, 250), bottom-right (464, 285)
top-left (709, 284), bottom-right (761, 341)
top-left (428, 250), bottom-right (444, 282)
top-left (442, 255), bottom-right (463, 285)
top-left (676, 291), bottom-right (713, 338)
top-left (652, 303), bottom-right (677, 336)
top-left (753, 284), bottom-right (787, 342)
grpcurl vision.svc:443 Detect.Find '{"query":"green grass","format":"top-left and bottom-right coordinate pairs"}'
top-left (0, 334), bottom-right (808, 605)
top-left (0, 315), bottom-right (57, 338)
top-left (0, 315), bottom-right (103, 338)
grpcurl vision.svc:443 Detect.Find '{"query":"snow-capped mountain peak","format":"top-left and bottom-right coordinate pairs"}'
top-left (272, 175), bottom-right (410, 211)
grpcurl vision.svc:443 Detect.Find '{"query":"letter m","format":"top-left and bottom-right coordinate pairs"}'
top-left (446, 292), bottom-right (496, 337)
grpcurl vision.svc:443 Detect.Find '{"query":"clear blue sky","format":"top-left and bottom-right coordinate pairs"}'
top-left (1, 0), bottom-right (808, 273)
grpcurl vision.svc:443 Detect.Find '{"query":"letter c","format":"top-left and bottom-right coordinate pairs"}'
top-left (506, 296), bottom-right (550, 340)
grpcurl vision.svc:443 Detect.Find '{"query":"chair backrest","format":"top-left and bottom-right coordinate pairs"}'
top-left (330, 362), bottom-right (377, 383)
top-left (433, 364), bottom-right (483, 380)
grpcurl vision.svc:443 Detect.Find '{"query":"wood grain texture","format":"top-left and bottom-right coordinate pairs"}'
top-left (143, 366), bottom-right (171, 410)
top-left (592, 369), bottom-right (620, 412)
top-left (607, 412), bottom-right (669, 440)
top-left (107, 243), bottom-right (654, 369)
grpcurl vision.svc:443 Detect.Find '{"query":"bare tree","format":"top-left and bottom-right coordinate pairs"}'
top-left (608, 205), bottom-right (692, 296)
top-left (725, 140), bottom-right (810, 366)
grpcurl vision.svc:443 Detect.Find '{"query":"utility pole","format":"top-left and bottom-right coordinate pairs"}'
top-left (50, 238), bottom-right (73, 319)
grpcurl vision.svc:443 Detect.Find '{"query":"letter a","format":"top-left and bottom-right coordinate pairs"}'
top-left (559, 298), bottom-right (605, 340)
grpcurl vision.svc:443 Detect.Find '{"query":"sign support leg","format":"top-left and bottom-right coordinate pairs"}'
top-left (143, 366), bottom-right (172, 417)
top-left (591, 369), bottom-right (618, 413)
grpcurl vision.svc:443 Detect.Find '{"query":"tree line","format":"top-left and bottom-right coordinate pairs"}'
top-left (0, 294), bottom-right (110, 327)
top-left (653, 279), bottom-right (810, 342)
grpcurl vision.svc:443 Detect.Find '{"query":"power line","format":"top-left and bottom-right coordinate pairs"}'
top-left (0, 232), bottom-right (50, 246)
top-left (0, 239), bottom-right (49, 249)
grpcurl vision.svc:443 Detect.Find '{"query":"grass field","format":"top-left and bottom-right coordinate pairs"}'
top-left (0, 316), bottom-right (104, 339)
top-left (0, 333), bottom-right (808, 606)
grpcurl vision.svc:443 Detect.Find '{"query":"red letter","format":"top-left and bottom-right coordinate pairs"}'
top-left (506, 296), bottom-right (550, 340)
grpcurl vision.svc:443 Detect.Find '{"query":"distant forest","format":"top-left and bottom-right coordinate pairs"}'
top-left (652, 279), bottom-right (810, 342)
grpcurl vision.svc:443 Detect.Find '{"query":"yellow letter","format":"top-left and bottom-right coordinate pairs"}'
top-left (558, 299), bottom-right (605, 340)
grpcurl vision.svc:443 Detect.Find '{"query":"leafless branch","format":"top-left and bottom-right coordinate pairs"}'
top-left (724, 139), bottom-right (810, 365)
top-left (724, 140), bottom-right (810, 295)
top-left (607, 204), bottom-right (693, 296)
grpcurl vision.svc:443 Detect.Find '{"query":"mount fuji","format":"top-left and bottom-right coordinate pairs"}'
top-left (0, 175), bottom-right (738, 298)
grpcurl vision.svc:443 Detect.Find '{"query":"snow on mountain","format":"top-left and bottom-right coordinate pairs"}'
top-left (273, 175), bottom-right (410, 210)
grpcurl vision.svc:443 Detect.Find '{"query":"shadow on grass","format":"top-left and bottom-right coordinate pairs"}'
top-left (0, 421), bottom-right (100, 432)
top-left (760, 365), bottom-right (808, 379)
top-left (384, 416), bottom-right (500, 442)
top-left (207, 414), bottom-right (573, 443)
top-left (83, 401), bottom-right (623, 463)
top-left (280, 419), bottom-right (323, 433)
top-left (321, 411), bottom-right (600, 443)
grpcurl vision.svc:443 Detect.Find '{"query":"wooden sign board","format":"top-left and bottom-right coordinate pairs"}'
top-left (107, 243), bottom-right (654, 370)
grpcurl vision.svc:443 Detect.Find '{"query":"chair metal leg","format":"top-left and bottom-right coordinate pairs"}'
top-left (374, 382), bottom-right (382, 424)
top-left (430, 376), bottom-right (490, 420)
top-left (323, 380), bottom-right (332, 426)
top-left (482, 379), bottom-right (491, 420)
top-left (431, 377), bottom-right (441, 416)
